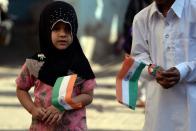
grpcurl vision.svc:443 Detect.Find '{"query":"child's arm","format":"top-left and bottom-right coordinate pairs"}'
top-left (16, 87), bottom-right (46, 120)
top-left (72, 89), bottom-right (93, 106)
top-left (72, 79), bottom-right (96, 106)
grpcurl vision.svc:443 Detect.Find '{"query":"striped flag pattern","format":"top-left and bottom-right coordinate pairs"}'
top-left (52, 74), bottom-right (82, 111)
top-left (116, 55), bottom-right (146, 109)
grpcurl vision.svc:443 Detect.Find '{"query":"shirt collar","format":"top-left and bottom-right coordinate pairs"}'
top-left (149, 2), bottom-right (161, 18)
top-left (149, 0), bottom-right (185, 19)
top-left (171, 0), bottom-right (185, 18)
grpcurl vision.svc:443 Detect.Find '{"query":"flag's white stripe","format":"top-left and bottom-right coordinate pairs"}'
top-left (58, 76), bottom-right (72, 110)
top-left (122, 79), bottom-right (129, 105)
top-left (125, 61), bottom-right (140, 80)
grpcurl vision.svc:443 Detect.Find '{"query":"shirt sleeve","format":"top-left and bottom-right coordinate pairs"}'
top-left (131, 13), bottom-right (152, 65)
top-left (16, 63), bottom-right (35, 91)
top-left (81, 79), bottom-right (96, 93)
top-left (175, 61), bottom-right (196, 82)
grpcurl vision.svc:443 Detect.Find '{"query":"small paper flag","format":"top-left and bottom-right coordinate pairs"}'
top-left (116, 55), bottom-right (146, 109)
top-left (52, 74), bottom-right (82, 111)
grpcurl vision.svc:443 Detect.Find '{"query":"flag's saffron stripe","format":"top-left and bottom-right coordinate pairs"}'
top-left (116, 79), bottom-right (123, 102)
top-left (65, 75), bottom-right (82, 109)
top-left (118, 56), bottom-right (134, 79)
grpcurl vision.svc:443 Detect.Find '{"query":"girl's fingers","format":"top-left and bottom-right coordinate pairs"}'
top-left (45, 113), bottom-right (55, 124)
top-left (42, 111), bottom-right (51, 121)
top-left (57, 114), bottom-right (62, 124)
top-left (49, 114), bottom-right (59, 125)
top-left (41, 108), bottom-right (46, 113)
top-left (39, 109), bottom-right (46, 117)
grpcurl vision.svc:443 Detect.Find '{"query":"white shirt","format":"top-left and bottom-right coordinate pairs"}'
top-left (131, 0), bottom-right (196, 131)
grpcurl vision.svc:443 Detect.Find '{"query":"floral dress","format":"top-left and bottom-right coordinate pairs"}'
top-left (16, 60), bottom-right (96, 131)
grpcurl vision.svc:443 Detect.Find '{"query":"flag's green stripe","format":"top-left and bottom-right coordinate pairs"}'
top-left (52, 77), bottom-right (64, 111)
top-left (131, 62), bottom-right (146, 81)
top-left (128, 81), bottom-right (138, 110)
top-left (128, 62), bottom-right (145, 110)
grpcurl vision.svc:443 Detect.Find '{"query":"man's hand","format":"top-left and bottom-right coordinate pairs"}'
top-left (156, 67), bottom-right (180, 89)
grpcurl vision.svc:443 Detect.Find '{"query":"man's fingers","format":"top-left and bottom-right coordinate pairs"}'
top-left (157, 79), bottom-right (177, 89)
top-left (57, 114), bottom-right (62, 124)
top-left (165, 77), bottom-right (179, 82)
top-left (161, 71), bottom-right (179, 77)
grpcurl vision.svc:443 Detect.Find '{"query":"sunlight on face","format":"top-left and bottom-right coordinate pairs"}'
top-left (51, 21), bottom-right (73, 50)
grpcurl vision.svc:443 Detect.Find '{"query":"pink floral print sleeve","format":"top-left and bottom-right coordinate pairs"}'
top-left (16, 63), bottom-right (96, 131)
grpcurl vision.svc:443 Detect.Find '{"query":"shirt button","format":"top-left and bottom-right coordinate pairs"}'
top-left (165, 34), bottom-right (169, 38)
top-left (165, 22), bottom-right (169, 26)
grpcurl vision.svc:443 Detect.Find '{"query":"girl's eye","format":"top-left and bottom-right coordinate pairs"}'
top-left (52, 26), bottom-right (60, 31)
top-left (65, 26), bottom-right (71, 33)
top-left (52, 23), bottom-right (72, 33)
top-left (64, 29), bottom-right (71, 34)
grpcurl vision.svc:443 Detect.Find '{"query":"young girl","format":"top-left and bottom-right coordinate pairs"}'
top-left (16, 1), bottom-right (96, 131)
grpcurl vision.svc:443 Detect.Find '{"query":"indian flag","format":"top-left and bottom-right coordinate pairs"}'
top-left (52, 74), bottom-right (82, 111)
top-left (116, 55), bottom-right (146, 109)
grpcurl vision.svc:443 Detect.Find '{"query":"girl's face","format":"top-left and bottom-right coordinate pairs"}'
top-left (51, 21), bottom-right (73, 50)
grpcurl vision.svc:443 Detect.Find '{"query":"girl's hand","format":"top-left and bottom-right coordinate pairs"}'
top-left (42, 105), bottom-right (63, 125)
top-left (30, 106), bottom-right (46, 120)
top-left (156, 67), bottom-right (180, 89)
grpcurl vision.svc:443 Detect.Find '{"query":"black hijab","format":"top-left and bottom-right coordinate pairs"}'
top-left (36, 1), bottom-right (95, 86)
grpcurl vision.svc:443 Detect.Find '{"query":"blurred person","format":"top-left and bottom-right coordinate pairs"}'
top-left (0, 0), bottom-right (8, 13)
top-left (0, 0), bottom-right (13, 45)
top-left (114, 0), bottom-right (152, 55)
top-left (16, 1), bottom-right (96, 130)
top-left (131, 0), bottom-right (196, 131)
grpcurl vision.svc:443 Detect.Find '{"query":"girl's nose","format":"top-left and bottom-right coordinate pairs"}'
top-left (59, 29), bottom-right (66, 36)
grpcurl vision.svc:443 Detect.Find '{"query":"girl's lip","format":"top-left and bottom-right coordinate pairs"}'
top-left (58, 40), bottom-right (67, 42)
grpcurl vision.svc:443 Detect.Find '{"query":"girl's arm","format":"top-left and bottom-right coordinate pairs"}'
top-left (72, 79), bottom-right (96, 106)
top-left (16, 87), bottom-right (46, 120)
top-left (72, 89), bottom-right (94, 106)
